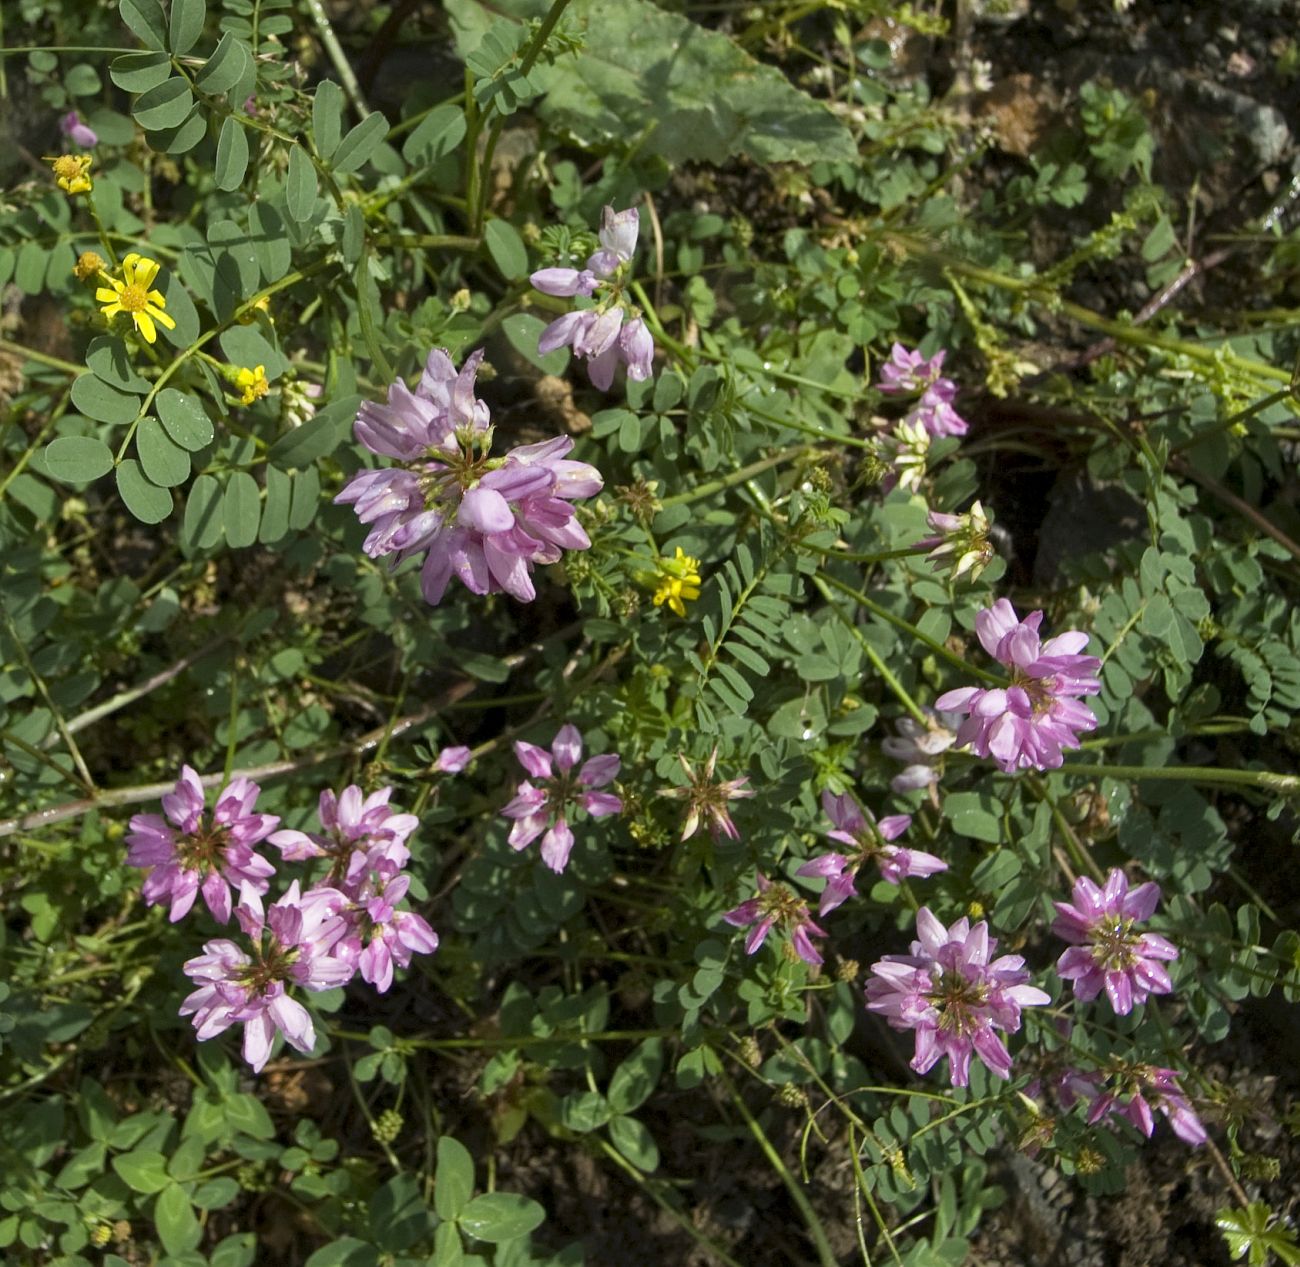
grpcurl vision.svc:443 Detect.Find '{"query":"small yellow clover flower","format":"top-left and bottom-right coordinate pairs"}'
top-left (95, 253), bottom-right (176, 344)
top-left (652, 547), bottom-right (702, 618)
top-left (235, 364), bottom-right (270, 405)
top-left (47, 153), bottom-right (93, 195)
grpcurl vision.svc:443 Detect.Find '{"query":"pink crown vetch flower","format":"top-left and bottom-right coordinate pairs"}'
top-left (935, 598), bottom-right (1101, 773)
top-left (658, 747), bottom-right (755, 842)
top-left (876, 343), bottom-right (968, 437)
top-left (1052, 869), bottom-right (1178, 1014)
top-left (315, 871), bottom-right (440, 994)
top-left (500, 724), bottom-right (622, 873)
top-left (881, 709), bottom-right (961, 794)
top-left (796, 791), bottom-right (945, 915)
top-left (126, 766), bottom-right (278, 923)
top-left (335, 347), bottom-right (603, 606)
top-left (724, 873), bottom-right (826, 966)
top-left (865, 907), bottom-right (1050, 1087)
top-left (532, 206), bottom-right (654, 391)
top-left (60, 109), bottom-right (98, 148)
top-left (1074, 1064), bottom-right (1206, 1147)
top-left (179, 881), bottom-right (354, 1072)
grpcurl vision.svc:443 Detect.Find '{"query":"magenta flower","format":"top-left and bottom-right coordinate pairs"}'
top-left (267, 784), bottom-right (418, 895)
top-left (1081, 1065), bottom-right (1206, 1146)
top-left (935, 598), bottom-right (1101, 773)
top-left (179, 881), bottom-right (353, 1072)
top-left (335, 347), bottom-right (602, 605)
top-left (126, 766), bottom-right (278, 923)
top-left (433, 745), bottom-right (471, 774)
top-left (1052, 869), bottom-right (1177, 1014)
top-left (317, 872), bottom-right (440, 993)
top-left (724, 873), bottom-right (826, 966)
top-left (797, 791), bottom-right (944, 914)
top-left (876, 344), bottom-right (969, 437)
top-left (499, 724), bottom-right (622, 872)
top-left (658, 747), bottom-right (755, 842)
top-left (59, 110), bottom-right (98, 148)
top-left (532, 205), bottom-right (654, 391)
top-left (865, 907), bottom-right (1050, 1087)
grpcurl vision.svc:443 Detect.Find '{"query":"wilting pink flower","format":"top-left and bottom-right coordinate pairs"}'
top-left (179, 881), bottom-right (353, 1072)
top-left (797, 791), bottom-right (944, 914)
top-left (126, 766), bottom-right (277, 923)
top-left (499, 724), bottom-right (622, 872)
top-left (334, 347), bottom-right (602, 605)
top-left (531, 205), bottom-right (654, 391)
top-left (724, 873), bottom-right (826, 966)
top-left (881, 709), bottom-right (961, 793)
top-left (658, 747), bottom-right (755, 842)
top-left (1052, 869), bottom-right (1177, 1014)
top-left (1079, 1065), bottom-right (1206, 1146)
top-left (267, 785), bottom-right (418, 895)
top-left (59, 110), bottom-right (98, 148)
top-left (936, 598), bottom-right (1101, 773)
top-left (866, 907), bottom-right (1050, 1087)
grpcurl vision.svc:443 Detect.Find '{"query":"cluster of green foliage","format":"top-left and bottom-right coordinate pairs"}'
top-left (2, 0), bottom-right (1300, 1264)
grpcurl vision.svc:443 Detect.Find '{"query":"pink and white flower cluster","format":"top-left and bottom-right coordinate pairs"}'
top-left (128, 765), bottom-right (463, 1072)
top-left (876, 343), bottom-right (969, 438)
top-left (866, 908), bottom-right (1050, 1087)
top-left (937, 598), bottom-right (1101, 773)
top-left (725, 873), bottom-right (826, 967)
top-left (335, 347), bottom-right (602, 606)
top-left (531, 206), bottom-right (654, 391)
top-left (1052, 1062), bottom-right (1206, 1146)
top-left (500, 724), bottom-right (622, 873)
top-left (796, 790), bottom-right (945, 915)
top-left (1053, 868), bottom-right (1178, 1015)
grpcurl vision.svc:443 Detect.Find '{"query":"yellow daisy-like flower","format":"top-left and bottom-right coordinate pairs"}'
top-left (235, 364), bottom-right (270, 405)
top-left (47, 153), bottom-right (93, 195)
top-left (72, 250), bottom-right (105, 283)
top-left (652, 547), bottom-right (702, 618)
top-left (95, 253), bottom-right (176, 345)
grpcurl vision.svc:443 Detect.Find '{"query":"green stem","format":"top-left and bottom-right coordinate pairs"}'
top-left (658, 447), bottom-right (809, 508)
top-left (0, 337), bottom-right (83, 376)
top-left (1053, 762), bottom-right (1300, 793)
top-left (302, 0), bottom-right (369, 118)
top-left (720, 1068), bottom-right (839, 1267)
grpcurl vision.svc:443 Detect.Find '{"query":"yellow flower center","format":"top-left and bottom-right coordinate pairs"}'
top-left (53, 155), bottom-right (83, 181)
top-left (118, 284), bottom-right (149, 314)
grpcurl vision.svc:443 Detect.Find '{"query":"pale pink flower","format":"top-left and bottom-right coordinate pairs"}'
top-left (881, 709), bottom-right (961, 793)
top-left (1053, 869), bottom-right (1178, 1014)
top-left (59, 110), bottom-right (98, 148)
top-left (866, 907), bottom-right (1050, 1087)
top-left (326, 872), bottom-right (439, 993)
top-left (1077, 1065), bottom-right (1207, 1147)
top-left (936, 598), bottom-right (1101, 773)
top-left (126, 765), bottom-right (277, 923)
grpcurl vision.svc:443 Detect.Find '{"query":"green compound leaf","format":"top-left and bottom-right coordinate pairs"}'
top-left (285, 143), bottom-right (318, 223)
top-left (109, 50), bottom-right (172, 94)
top-left (182, 473), bottom-right (224, 550)
top-left (258, 464), bottom-right (291, 544)
top-left (249, 201), bottom-right (291, 283)
top-left (86, 336), bottom-right (150, 392)
top-left (288, 466), bottom-right (320, 531)
top-left (330, 111), bottom-right (390, 174)
top-left (607, 1037), bottom-right (663, 1114)
top-left (484, 218), bottom-right (528, 281)
top-left (146, 105), bottom-right (207, 155)
top-left (446, 0), bottom-right (857, 166)
top-left (312, 79), bottom-right (344, 160)
top-left (155, 1182), bottom-right (202, 1255)
top-left (43, 436), bottom-right (115, 484)
top-left (167, 0), bottom-right (206, 56)
top-left (70, 373), bottom-right (141, 425)
top-left (215, 116), bottom-right (250, 191)
top-left (135, 416), bottom-right (191, 487)
top-left (195, 31), bottom-right (250, 95)
top-left (119, 0), bottom-right (168, 51)
top-left (502, 313), bottom-right (569, 374)
top-left (111, 1148), bottom-right (171, 1193)
top-left (116, 459), bottom-right (174, 523)
top-left (222, 471), bottom-right (261, 548)
top-left (434, 1135), bottom-right (474, 1221)
top-left (220, 324), bottom-right (290, 378)
top-left (156, 388), bottom-right (214, 451)
top-left (457, 1192), bottom-right (545, 1244)
top-left (266, 394), bottom-right (360, 468)
top-left (132, 77), bottom-right (194, 131)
